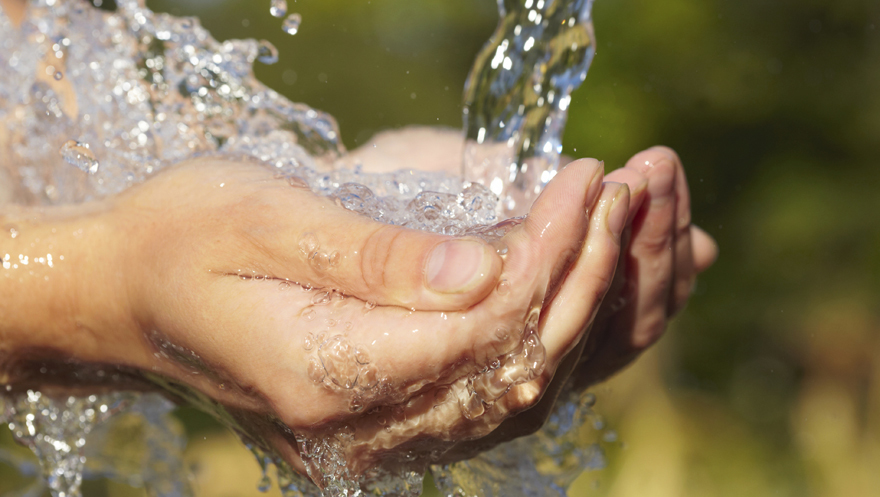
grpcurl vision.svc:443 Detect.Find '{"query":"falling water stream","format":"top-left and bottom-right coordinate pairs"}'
top-left (0, 0), bottom-right (608, 495)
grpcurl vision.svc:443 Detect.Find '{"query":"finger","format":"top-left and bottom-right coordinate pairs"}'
top-left (498, 158), bottom-right (605, 308)
top-left (604, 166), bottom-right (648, 224)
top-left (692, 225), bottom-right (718, 273)
top-left (540, 182), bottom-right (629, 366)
top-left (649, 146), bottom-right (696, 316)
top-left (622, 148), bottom-right (677, 347)
top-left (246, 185), bottom-right (503, 312)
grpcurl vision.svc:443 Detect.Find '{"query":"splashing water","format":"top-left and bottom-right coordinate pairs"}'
top-left (463, 0), bottom-right (596, 216)
top-left (0, 0), bottom-right (605, 496)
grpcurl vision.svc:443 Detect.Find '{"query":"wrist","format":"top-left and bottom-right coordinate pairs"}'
top-left (0, 201), bottom-right (142, 381)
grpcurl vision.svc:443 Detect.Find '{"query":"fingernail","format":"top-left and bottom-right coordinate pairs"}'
top-left (607, 184), bottom-right (630, 237)
top-left (426, 240), bottom-right (489, 293)
top-left (647, 160), bottom-right (676, 200)
top-left (585, 161), bottom-right (604, 207)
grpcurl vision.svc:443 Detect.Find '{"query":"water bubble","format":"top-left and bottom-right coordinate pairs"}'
top-left (282, 13), bottom-right (301, 35)
top-left (269, 0), bottom-right (287, 18)
top-left (54, 71), bottom-right (63, 80)
top-left (59, 140), bottom-right (99, 174)
top-left (256, 40), bottom-right (279, 65)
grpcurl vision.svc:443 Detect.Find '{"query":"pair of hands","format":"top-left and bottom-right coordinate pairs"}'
top-left (0, 127), bottom-right (716, 479)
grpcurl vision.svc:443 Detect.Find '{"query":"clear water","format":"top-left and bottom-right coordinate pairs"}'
top-left (0, 0), bottom-right (605, 495)
top-left (463, 0), bottom-right (596, 216)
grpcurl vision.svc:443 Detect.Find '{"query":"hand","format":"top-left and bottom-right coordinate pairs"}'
top-left (347, 127), bottom-right (717, 387)
top-left (0, 155), bottom-right (625, 481)
top-left (344, 127), bottom-right (717, 455)
top-left (574, 146), bottom-right (718, 387)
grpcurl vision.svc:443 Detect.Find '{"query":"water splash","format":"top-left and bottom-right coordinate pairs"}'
top-left (0, 0), bottom-right (604, 495)
top-left (0, 392), bottom-right (190, 497)
top-left (463, 0), bottom-right (597, 216)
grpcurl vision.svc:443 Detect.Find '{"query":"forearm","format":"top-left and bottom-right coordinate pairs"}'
top-left (0, 202), bottom-right (140, 380)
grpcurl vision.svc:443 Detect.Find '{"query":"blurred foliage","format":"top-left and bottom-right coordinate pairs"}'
top-left (3, 0), bottom-right (880, 495)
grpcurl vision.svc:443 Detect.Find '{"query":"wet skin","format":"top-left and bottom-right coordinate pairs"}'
top-left (0, 0), bottom-right (717, 481)
top-left (0, 131), bottom-right (715, 481)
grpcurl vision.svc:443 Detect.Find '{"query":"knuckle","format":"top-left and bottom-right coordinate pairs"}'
top-left (632, 311), bottom-right (668, 349)
top-left (637, 228), bottom-right (674, 255)
top-left (358, 225), bottom-right (403, 293)
top-left (651, 145), bottom-right (681, 165)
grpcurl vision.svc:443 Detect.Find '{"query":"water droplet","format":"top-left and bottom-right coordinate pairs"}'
top-left (301, 308), bottom-right (316, 320)
top-left (298, 233), bottom-right (319, 259)
top-left (312, 252), bottom-right (331, 271)
top-left (258, 475), bottom-right (272, 492)
top-left (282, 13), bottom-right (301, 35)
top-left (311, 291), bottom-right (332, 305)
top-left (53, 71), bottom-right (63, 80)
top-left (269, 0), bottom-right (287, 18)
top-left (303, 333), bottom-right (315, 350)
top-left (354, 347), bottom-right (370, 365)
top-left (328, 251), bottom-right (340, 267)
top-left (496, 279), bottom-right (511, 296)
top-left (307, 358), bottom-right (325, 383)
top-left (582, 392), bottom-right (597, 408)
top-left (364, 301), bottom-right (376, 311)
top-left (256, 40), bottom-right (278, 65)
top-left (59, 140), bottom-right (99, 174)
top-left (287, 175), bottom-right (308, 189)
top-left (278, 280), bottom-right (292, 291)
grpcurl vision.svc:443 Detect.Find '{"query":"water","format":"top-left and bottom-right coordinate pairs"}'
top-left (0, 0), bottom-right (604, 495)
top-left (463, 0), bottom-right (596, 217)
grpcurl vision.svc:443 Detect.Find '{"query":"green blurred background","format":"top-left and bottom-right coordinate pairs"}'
top-left (3, 0), bottom-right (880, 495)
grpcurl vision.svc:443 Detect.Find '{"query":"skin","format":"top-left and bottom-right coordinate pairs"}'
top-left (0, 0), bottom-right (717, 484)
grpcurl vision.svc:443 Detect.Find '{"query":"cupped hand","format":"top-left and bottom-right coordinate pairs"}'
top-left (68, 154), bottom-right (622, 481)
top-left (344, 127), bottom-right (718, 452)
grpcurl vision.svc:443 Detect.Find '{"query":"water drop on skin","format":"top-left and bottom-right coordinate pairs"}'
top-left (282, 13), bottom-right (301, 35)
top-left (269, 0), bottom-right (287, 18)
top-left (59, 140), bottom-right (99, 174)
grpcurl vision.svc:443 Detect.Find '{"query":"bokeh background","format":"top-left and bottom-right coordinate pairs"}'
top-left (2, 0), bottom-right (879, 495)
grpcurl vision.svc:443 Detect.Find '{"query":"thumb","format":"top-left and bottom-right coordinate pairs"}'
top-left (250, 185), bottom-right (503, 311)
